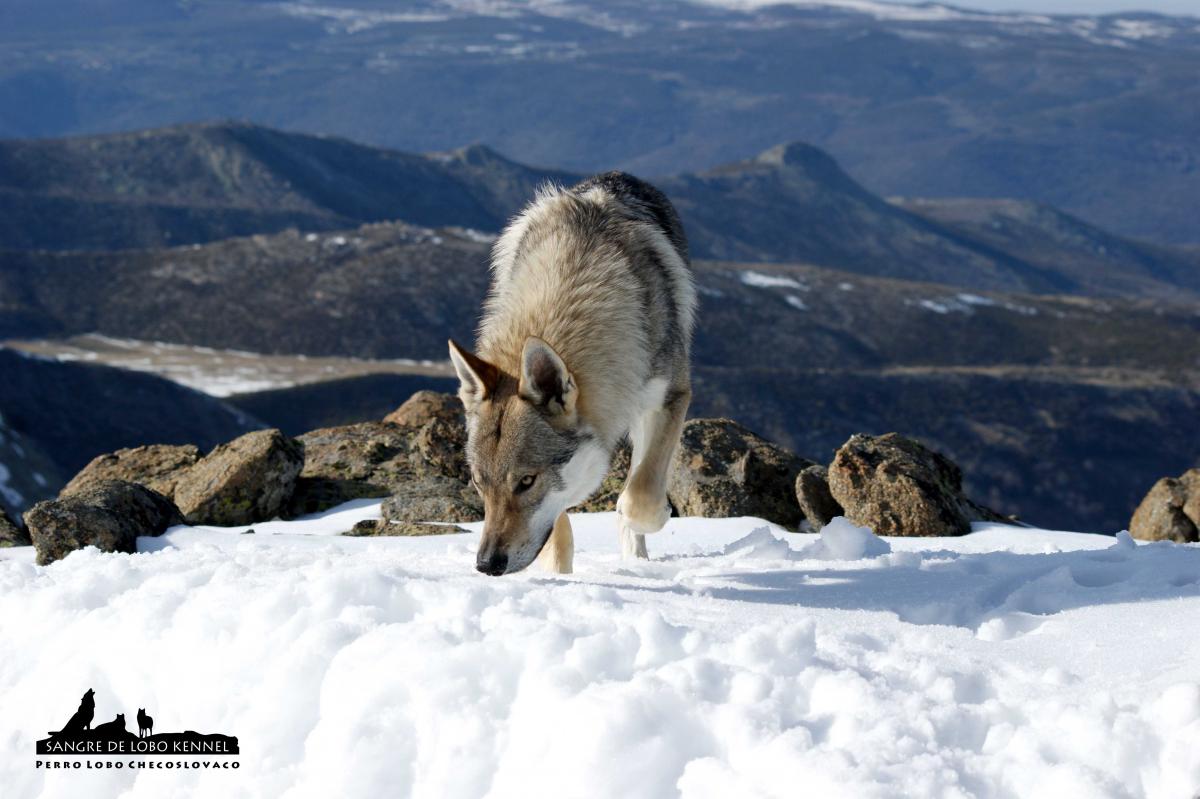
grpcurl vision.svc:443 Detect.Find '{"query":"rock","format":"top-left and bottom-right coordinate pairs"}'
top-left (385, 391), bottom-right (470, 483)
top-left (0, 507), bottom-right (30, 547)
top-left (573, 442), bottom-right (632, 513)
top-left (383, 390), bottom-right (462, 427)
top-left (289, 392), bottom-right (471, 516)
top-left (827, 433), bottom-right (1004, 537)
top-left (795, 464), bottom-right (844, 529)
top-left (173, 429), bottom-right (304, 525)
top-left (668, 418), bottom-right (814, 529)
top-left (60, 444), bottom-right (201, 500)
top-left (1129, 469), bottom-right (1200, 543)
top-left (381, 477), bottom-right (482, 524)
top-left (23, 480), bottom-right (183, 565)
top-left (346, 519), bottom-right (469, 537)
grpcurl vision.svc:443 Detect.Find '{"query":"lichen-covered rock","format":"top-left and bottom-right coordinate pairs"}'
top-left (795, 464), bottom-right (843, 529)
top-left (0, 507), bottom-right (30, 547)
top-left (23, 480), bottom-right (183, 565)
top-left (668, 418), bottom-right (814, 529)
top-left (173, 429), bottom-right (304, 525)
top-left (381, 477), bottom-right (482, 524)
top-left (384, 390), bottom-right (462, 428)
top-left (347, 518), bottom-right (469, 537)
top-left (1129, 470), bottom-right (1200, 543)
top-left (828, 433), bottom-right (1003, 537)
top-left (289, 390), bottom-right (474, 517)
top-left (573, 442), bottom-right (631, 513)
top-left (61, 444), bottom-right (201, 500)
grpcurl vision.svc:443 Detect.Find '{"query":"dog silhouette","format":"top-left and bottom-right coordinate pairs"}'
top-left (93, 713), bottom-right (126, 737)
top-left (49, 688), bottom-right (95, 736)
top-left (137, 708), bottom-right (154, 739)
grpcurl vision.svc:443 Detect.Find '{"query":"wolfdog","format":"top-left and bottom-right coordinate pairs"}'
top-left (449, 172), bottom-right (695, 576)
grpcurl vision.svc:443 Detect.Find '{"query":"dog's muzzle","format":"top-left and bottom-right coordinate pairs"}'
top-left (476, 547), bottom-right (508, 576)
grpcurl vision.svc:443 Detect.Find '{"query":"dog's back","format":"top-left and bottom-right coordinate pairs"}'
top-left (481, 171), bottom-right (696, 445)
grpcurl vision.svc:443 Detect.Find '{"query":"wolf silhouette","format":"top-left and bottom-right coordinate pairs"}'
top-left (137, 708), bottom-right (154, 738)
top-left (48, 688), bottom-right (95, 736)
top-left (93, 713), bottom-right (126, 736)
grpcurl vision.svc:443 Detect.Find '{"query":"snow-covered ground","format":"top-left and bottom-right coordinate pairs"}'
top-left (2, 505), bottom-right (1199, 798)
top-left (2, 335), bottom-right (450, 397)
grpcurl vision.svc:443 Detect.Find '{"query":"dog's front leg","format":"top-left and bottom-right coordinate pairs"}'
top-left (536, 511), bottom-right (574, 574)
top-left (617, 383), bottom-right (690, 559)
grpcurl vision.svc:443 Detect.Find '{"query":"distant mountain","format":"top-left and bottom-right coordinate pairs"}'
top-left (0, 406), bottom-right (62, 518)
top-left (3, 123), bottom-right (1196, 299)
top-left (0, 1), bottom-right (1197, 243)
top-left (0, 122), bottom-right (570, 251)
top-left (895, 197), bottom-right (1200, 299)
top-left (0, 349), bottom-right (263, 517)
top-left (5, 220), bottom-right (1200, 367)
top-left (657, 143), bottom-right (1118, 295)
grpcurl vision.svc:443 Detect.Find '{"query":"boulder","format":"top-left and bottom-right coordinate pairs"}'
top-left (347, 519), bottom-right (469, 537)
top-left (384, 391), bottom-right (469, 483)
top-left (795, 464), bottom-right (843, 529)
top-left (1129, 469), bottom-right (1200, 543)
top-left (827, 433), bottom-right (1004, 537)
top-left (383, 390), bottom-right (462, 427)
top-left (173, 429), bottom-right (304, 525)
top-left (0, 507), bottom-right (30, 547)
top-left (668, 418), bottom-right (814, 529)
top-left (289, 391), bottom-right (472, 517)
top-left (61, 444), bottom-right (201, 500)
top-left (23, 480), bottom-right (183, 565)
top-left (381, 477), bottom-right (482, 524)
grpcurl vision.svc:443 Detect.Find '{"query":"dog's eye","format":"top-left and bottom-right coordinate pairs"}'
top-left (515, 474), bottom-right (537, 493)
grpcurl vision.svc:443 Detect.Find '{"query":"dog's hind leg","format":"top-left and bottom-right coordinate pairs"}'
top-left (617, 384), bottom-right (690, 559)
top-left (536, 511), bottom-right (574, 574)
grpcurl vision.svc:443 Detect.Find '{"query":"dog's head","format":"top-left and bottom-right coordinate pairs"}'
top-left (449, 337), bottom-right (608, 575)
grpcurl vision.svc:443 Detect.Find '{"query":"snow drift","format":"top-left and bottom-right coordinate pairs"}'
top-left (1, 507), bottom-right (1199, 798)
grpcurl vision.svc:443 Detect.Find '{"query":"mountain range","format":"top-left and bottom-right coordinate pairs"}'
top-left (2, 122), bottom-right (1197, 300)
top-left (1, 0), bottom-right (1198, 244)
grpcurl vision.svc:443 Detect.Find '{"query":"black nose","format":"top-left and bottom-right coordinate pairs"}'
top-left (476, 550), bottom-right (508, 576)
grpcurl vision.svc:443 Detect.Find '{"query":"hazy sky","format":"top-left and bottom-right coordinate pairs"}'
top-left (941, 0), bottom-right (1197, 13)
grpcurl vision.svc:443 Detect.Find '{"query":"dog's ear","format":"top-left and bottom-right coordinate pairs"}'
top-left (448, 339), bottom-right (500, 409)
top-left (519, 336), bottom-right (577, 416)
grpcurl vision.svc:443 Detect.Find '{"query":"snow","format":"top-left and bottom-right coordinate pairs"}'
top-left (910, 294), bottom-right (1039, 317)
top-left (3, 505), bottom-right (1200, 798)
top-left (3, 335), bottom-right (448, 398)
top-left (692, 0), bottom-right (1051, 25)
top-left (739, 270), bottom-right (808, 291)
top-left (276, 3), bottom-right (452, 34)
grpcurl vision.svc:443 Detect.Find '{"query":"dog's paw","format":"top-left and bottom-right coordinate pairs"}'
top-left (617, 514), bottom-right (649, 560)
top-left (616, 490), bottom-right (670, 535)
